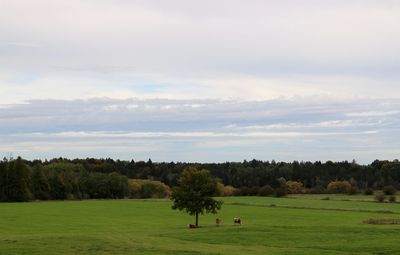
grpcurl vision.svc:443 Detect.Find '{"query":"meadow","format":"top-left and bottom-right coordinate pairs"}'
top-left (1, 196), bottom-right (400, 255)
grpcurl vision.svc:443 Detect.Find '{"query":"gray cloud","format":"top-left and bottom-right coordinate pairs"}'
top-left (0, 98), bottom-right (399, 162)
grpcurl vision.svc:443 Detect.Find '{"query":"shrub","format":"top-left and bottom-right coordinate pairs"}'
top-left (128, 180), bottom-right (142, 198)
top-left (259, 185), bottom-right (274, 196)
top-left (218, 184), bottom-right (237, 196)
top-left (383, 186), bottom-right (397, 196)
top-left (307, 186), bottom-right (326, 194)
top-left (375, 191), bottom-right (386, 203)
top-left (276, 177), bottom-right (287, 188)
top-left (128, 179), bottom-right (171, 198)
top-left (286, 181), bottom-right (305, 194)
top-left (348, 186), bottom-right (358, 195)
top-left (389, 196), bottom-right (397, 203)
top-left (140, 182), bottom-right (159, 198)
top-left (236, 186), bottom-right (251, 196)
top-left (236, 186), bottom-right (259, 196)
top-left (275, 187), bottom-right (287, 197)
top-left (326, 180), bottom-right (352, 194)
top-left (364, 188), bottom-right (374, 195)
top-left (248, 186), bottom-right (260, 196)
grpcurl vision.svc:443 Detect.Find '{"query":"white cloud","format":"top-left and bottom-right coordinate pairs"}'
top-left (1, 1), bottom-right (400, 103)
top-left (346, 111), bottom-right (400, 117)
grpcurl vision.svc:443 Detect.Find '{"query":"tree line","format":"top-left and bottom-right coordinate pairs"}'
top-left (1, 156), bottom-right (399, 202)
top-left (0, 157), bottom-right (170, 202)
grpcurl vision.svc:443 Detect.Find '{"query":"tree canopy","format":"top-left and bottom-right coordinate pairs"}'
top-left (171, 167), bottom-right (222, 227)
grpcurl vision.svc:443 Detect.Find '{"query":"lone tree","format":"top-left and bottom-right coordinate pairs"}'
top-left (171, 167), bottom-right (222, 227)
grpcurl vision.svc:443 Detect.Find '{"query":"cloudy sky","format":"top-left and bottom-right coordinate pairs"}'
top-left (1, 0), bottom-right (399, 163)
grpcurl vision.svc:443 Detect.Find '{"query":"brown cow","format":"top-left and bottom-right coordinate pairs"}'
top-left (216, 217), bottom-right (221, 226)
top-left (188, 224), bottom-right (197, 228)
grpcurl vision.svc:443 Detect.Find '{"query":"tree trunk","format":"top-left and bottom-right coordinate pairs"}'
top-left (195, 211), bottom-right (199, 227)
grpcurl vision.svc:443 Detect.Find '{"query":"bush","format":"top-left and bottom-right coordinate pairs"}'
top-left (237, 186), bottom-right (251, 196)
top-left (259, 185), bottom-right (274, 196)
top-left (364, 188), bottom-right (374, 195)
top-left (375, 191), bottom-right (386, 203)
top-left (275, 187), bottom-right (287, 197)
top-left (383, 186), bottom-right (397, 196)
top-left (128, 179), bottom-right (171, 198)
top-left (286, 181), bottom-right (305, 194)
top-left (326, 180), bottom-right (352, 194)
top-left (348, 186), bottom-right (358, 195)
top-left (248, 186), bottom-right (260, 196)
top-left (307, 186), bottom-right (326, 194)
top-left (389, 196), bottom-right (397, 203)
top-left (236, 186), bottom-right (259, 196)
top-left (128, 180), bottom-right (142, 198)
top-left (218, 183), bottom-right (237, 196)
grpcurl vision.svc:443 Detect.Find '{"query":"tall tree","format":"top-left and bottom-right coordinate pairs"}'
top-left (7, 157), bottom-right (32, 201)
top-left (48, 174), bottom-right (67, 200)
top-left (171, 167), bottom-right (222, 227)
top-left (0, 159), bottom-right (8, 201)
top-left (31, 164), bottom-right (51, 200)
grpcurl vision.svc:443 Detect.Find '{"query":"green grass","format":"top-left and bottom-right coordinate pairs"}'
top-left (1, 196), bottom-right (400, 255)
top-left (224, 196), bottom-right (400, 213)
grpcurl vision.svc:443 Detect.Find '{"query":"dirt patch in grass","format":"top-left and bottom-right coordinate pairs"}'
top-left (227, 202), bottom-right (397, 214)
top-left (363, 219), bottom-right (400, 225)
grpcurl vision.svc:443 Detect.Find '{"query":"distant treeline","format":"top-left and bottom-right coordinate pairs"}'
top-left (0, 157), bottom-right (399, 202)
top-left (0, 157), bottom-right (170, 202)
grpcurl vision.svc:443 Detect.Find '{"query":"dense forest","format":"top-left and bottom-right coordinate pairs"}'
top-left (0, 157), bottom-right (399, 202)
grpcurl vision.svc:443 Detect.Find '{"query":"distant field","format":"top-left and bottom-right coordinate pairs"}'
top-left (1, 196), bottom-right (400, 255)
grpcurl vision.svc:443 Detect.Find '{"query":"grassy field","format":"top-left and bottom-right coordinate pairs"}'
top-left (1, 196), bottom-right (400, 255)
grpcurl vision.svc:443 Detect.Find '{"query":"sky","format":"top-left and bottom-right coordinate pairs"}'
top-left (0, 0), bottom-right (399, 163)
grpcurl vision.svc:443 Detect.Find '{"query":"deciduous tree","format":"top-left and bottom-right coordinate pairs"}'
top-left (171, 167), bottom-right (222, 227)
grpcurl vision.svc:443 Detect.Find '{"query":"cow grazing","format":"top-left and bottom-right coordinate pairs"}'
top-left (216, 217), bottom-right (221, 226)
top-left (188, 224), bottom-right (197, 229)
top-left (233, 217), bottom-right (241, 225)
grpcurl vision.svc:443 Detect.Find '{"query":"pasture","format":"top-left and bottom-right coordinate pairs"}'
top-left (1, 196), bottom-right (400, 255)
